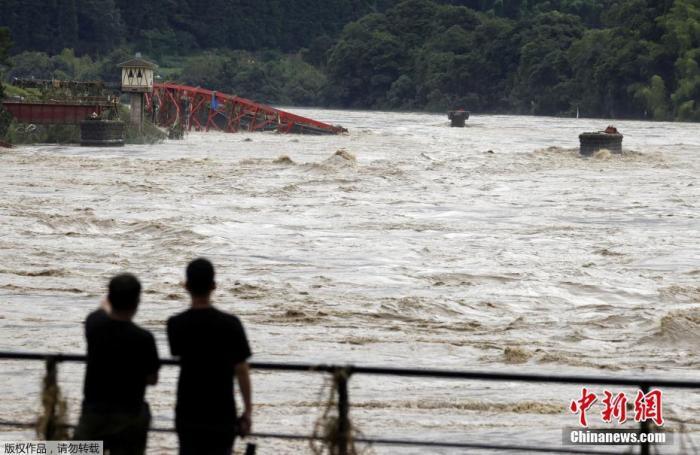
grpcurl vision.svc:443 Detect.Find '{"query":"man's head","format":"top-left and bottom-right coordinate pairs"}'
top-left (186, 258), bottom-right (216, 298)
top-left (108, 273), bottom-right (141, 314)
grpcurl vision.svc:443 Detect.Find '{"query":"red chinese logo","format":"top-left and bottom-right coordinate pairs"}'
top-left (601, 390), bottom-right (627, 424)
top-left (634, 389), bottom-right (664, 426)
top-left (570, 388), bottom-right (664, 427)
top-left (569, 387), bottom-right (597, 427)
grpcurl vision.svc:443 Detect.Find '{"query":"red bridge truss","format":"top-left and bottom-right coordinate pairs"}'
top-left (2, 99), bottom-right (115, 125)
top-left (147, 83), bottom-right (346, 135)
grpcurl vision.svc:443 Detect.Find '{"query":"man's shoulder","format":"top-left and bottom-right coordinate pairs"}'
top-left (169, 307), bottom-right (242, 323)
top-left (85, 309), bottom-right (109, 331)
top-left (86, 308), bottom-right (108, 323)
top-left (167, 309), bottom-right (191, 326)
top-left (213, 307), bottom-right (245, 327)
top-left (131, 322), bottom-right (156, 342)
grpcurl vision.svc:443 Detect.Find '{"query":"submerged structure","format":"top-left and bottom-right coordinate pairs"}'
top-left (579, 126), bottom-right (623, 156)
top-left (80, 118), bottom-right (125, 147)
top-left (448, 110), bottom-right (470, 127)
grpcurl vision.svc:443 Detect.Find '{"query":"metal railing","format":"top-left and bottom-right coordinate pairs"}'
top-left (0, 351), bottom-right (698, 454)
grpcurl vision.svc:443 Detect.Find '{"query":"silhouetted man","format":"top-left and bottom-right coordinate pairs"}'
top-left (168, 258), bottom-right (253, 455)
top-left (74, 273), bottom-right (159, 455)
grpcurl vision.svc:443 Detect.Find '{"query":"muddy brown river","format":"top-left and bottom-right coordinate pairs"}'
top-left (0, 110), bottom-right (699, 454)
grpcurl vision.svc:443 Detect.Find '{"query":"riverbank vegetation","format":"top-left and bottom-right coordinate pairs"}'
top-left (1, 0), bottom-right (698, 121)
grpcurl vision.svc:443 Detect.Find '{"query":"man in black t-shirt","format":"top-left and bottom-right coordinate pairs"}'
top-left (167, 258), bottom-right (253, 455)
top-left (74, 273), bottom-right (160, 455)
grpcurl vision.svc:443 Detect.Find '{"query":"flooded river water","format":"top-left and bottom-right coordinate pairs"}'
top-left (0, 109), bottom-right (699, 453)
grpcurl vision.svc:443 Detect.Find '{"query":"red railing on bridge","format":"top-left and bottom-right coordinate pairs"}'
top-left (147, 82), bottom-right (346, 135)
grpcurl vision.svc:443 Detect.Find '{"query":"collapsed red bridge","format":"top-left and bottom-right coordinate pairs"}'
top-left (147, 83), bottom-right (346, 135)
top-left (1, 99), bottom-right (113, 125)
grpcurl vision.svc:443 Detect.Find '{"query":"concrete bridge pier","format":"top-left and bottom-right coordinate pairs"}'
top-left (448, 110), bottom-right (470, 127)
top-left (118, 53), bottom-right (157, 133)
top-left (129, 93), bottom-right (144, 132)
top-left (579, 126), bottom-right (623, 156)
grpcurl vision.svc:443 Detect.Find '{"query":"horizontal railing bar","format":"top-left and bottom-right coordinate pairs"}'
top-left (0, 351), bottom-right (698, 388)
top-left (348, 365), bottom-right (700, 388)
top-left (354, 437), bottom-right (622, 454)
top-left (0, 421), bottom-right (621, 454)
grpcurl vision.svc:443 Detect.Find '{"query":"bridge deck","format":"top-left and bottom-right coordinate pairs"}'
top-left (2, 100), bottom-right (113, 125)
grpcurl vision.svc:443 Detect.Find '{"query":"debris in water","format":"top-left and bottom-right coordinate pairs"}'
top-left (317, 149), bottom-right (357, 168)
top-left (504, 346), bottom-right (532, 364)
top-left (592, 149), bottom-right (612, 160)
top-left (653, 309), bottom-right (700, 345)
top-left (273, 155), bottom-right (295, 165)
top-left (334, 149), bottom-right (355, 161)
top-left (595, 248), bottom-right (624, 257)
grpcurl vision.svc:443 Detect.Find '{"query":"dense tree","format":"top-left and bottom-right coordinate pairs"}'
top-left (633, 75), bottom-right (671, 120)
top-left (659, 0), bottom-right (700, 120)
top-left (6, 52), bottom-right (55, 80)
top-left (178, 50), bottom-right (327, 105)
top-left (0, 27), bottom-right (10, 65)
top-left (0, 27), bottom-right (11, 138)
top-left (325, 0), bottom-right (699, 120)
top-left (326, 14), bottom-right (408, 107)
top-left (0, 0), bottom-right (382, 55)
top-left (510, 12), bottom-right (584, 115)
top-left (566, 29), bottom-right (655, 118)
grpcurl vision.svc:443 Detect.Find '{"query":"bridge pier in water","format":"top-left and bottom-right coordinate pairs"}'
top-left (80, 119), bottom-right (125, 147)
top-left (118, 53), bottom-right (157, 134)
top-left (448, 110), bottom-right (469, 127)
top-left (129, 93), bottom-right (144, 132)
top-left (579, 126), bottom-right (623, 156)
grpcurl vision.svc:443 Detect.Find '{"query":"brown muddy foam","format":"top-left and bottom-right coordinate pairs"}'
top-left (262, 399), bottom-right (564, 414)
top-left (503, 346), bottom-right (532, 364)
top-left (273, 155), bottom-right (295, 165)
top-left (0, 269), bottom-right (67, 277)
top-left (654, 309), bottom-right (700, 345)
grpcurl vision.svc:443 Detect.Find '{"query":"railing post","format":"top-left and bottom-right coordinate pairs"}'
top-left (639, 384), bottom-right (650, 455)
top-left (41, 356), bottom-right (57, 440)
top-left (335, 367), bottom-right (351, 455)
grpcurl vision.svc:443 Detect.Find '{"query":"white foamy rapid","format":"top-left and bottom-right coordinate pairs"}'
top-left (0, 110), bottom-right (699, 454)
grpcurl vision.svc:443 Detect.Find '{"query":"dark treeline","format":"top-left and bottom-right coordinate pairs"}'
top-left (324, 0), bottom-right (699, 120)
top-left (1, 0), bottom-right (699, 121)
top-left (0, 0), bottom-right (380, 55)
top-left (0, 27), bottom-right (10, 138)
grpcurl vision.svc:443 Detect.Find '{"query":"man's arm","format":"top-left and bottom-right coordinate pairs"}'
top-left (166, 317), bottom-right (180, 356)
top-left (235, 362), bottom-right (252, 436)
top-left (146, 372), bottom-right (159, 385)
top-left (145, 333), bottom-right (160, 386)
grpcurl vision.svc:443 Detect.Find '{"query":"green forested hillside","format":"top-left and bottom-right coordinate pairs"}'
top-left (0, 0), bottom-right (380, 55)
top-left (325, 0), bottom-right (699, 120)
top-left (1, 0), bottom-right (699, 121)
